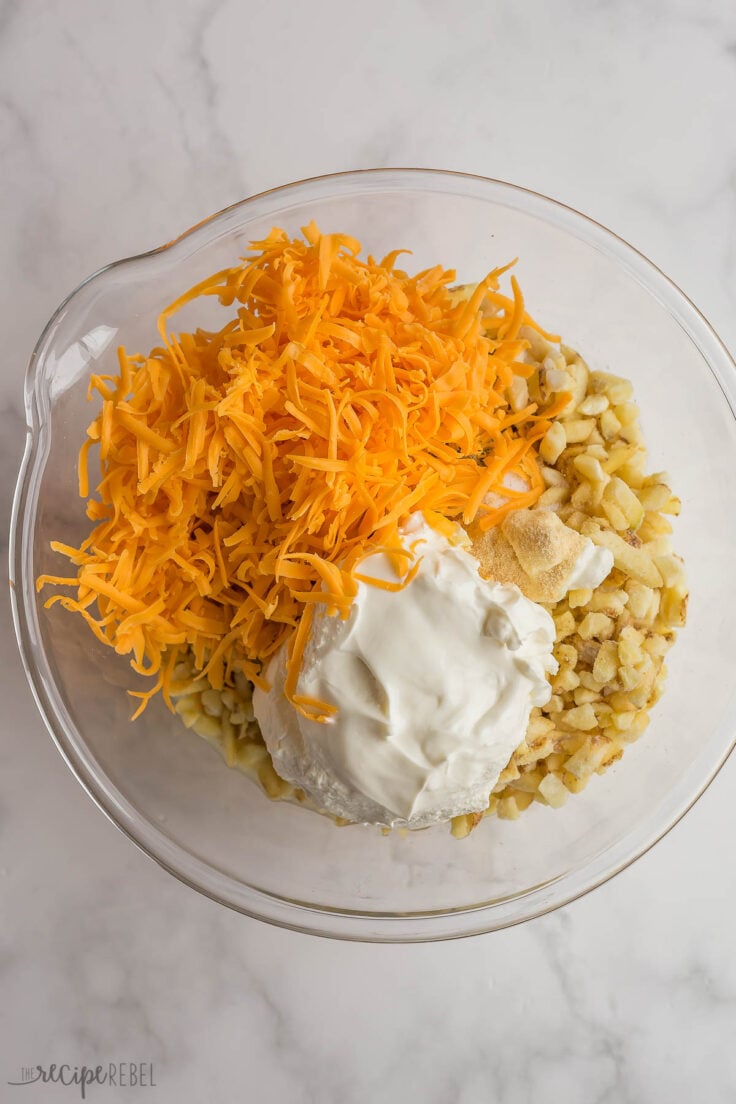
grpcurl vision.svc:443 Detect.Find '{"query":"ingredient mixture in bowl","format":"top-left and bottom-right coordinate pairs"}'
top-left (39, 225), bottom-right (687, 837)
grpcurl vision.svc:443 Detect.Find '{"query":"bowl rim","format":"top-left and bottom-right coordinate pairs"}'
top-left (10, 167), bottom-right (736, 941)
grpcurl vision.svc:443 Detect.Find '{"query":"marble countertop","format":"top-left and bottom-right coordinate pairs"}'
top-left (2, 1), bottom-right (736, 1100)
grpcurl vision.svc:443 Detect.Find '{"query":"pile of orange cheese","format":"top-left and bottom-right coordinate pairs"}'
top-left (39, 223), bottom-right (567, 719)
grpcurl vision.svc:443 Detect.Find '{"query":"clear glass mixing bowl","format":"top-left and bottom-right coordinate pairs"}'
top-left (10, 170), bottom-right (736, 940)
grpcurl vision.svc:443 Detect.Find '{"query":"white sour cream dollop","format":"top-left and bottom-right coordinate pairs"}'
top-left (253, 515), bottom-right (559, 828)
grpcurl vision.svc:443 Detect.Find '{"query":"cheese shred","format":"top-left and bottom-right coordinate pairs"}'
top-left (38, 224), bottom-right (566, 717)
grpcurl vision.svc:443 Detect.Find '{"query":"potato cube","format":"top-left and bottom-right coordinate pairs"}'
top-left (565, 736), bottom-right (612, 779)
top-left (574, 687), bottom-right (601, 705)
top-left (497, 796), bottom-right (521, 820)
top-left (601, 499), bottom-right (629, 531)
top-left (659, 585), bottom-right (688, 627)
top-left (568, 588), bottom-right (593, 609)
top-left (554, 611), bottom-right (577, 640)
top-left (625, 580), bottom-right (656, 620)
top-left (574, 453), bottom-right (608, 485)
top-left (587, 526), bottom-right (664, 587)
top-left (537, 772), bottom-right (569, 808)
top-left (618, 665), bottom-right (641, 691)
top-left (511, 768), bottom-right (544, 794)
top-left (538, 485), bottom-right (569, 508)
top-left (655, 554), bottom-right (686, 588)
top-left (540, 421), bottom-right (567, 464)
top-left (553, 667), bottom-right (580, 693)
top-left (593, 640), bottom-right (618, 683)
top-left (661, 495), bottom-right (681, 516)
top-left (638, 483), bottom-right (672, 511)
top-left (564, 418), bottom-right (596, 444)
top-left (578, 394), bottom-right (609, 416)
top-left (562, 703), bottom-right (598, 731)
top-left (508, 375), bottom-right (529, 412)
top-left (541, 464), bottom-right (568, 487)
top-left (599, 409), bottom-right (622, 440)
top-left (556, 642), bottom-right (579, 667)
top-left (603, 476), bottom-right (644, 530)
top-left (577, 612), bottom-right (614, 640)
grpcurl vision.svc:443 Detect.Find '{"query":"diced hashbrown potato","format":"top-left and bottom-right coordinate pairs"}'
top-left (537, 773), bottom-right (569, 808)
top-left (540, 421), bottom-right (567, 465)
top-left (638, 483), bottom-right (672, 511)
top-left (497, 796), bottom-right (521, 820)
top-left (592, 640), bottom-right (618, 683)
top-left (538, 485), bottom-right (569, 508)
top-left (568, 588), bottom-right (593, 609)
top-left (577, 612), bottom-right (614, 640)
top-left (508, 374), bottom-right (529, 412)
top-left (585, 526), bottom-right (664, 587)
top-left (564, 418), bottom-right (596, 444)
top-left (599, 408), bottom-right (622, 440)
top-left (561, 703), bottom-right (598, 731)
top-left (578, 393), bottom-right (609, 416)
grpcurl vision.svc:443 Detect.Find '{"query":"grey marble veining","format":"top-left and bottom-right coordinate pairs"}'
top-left (2, 0), bottom-right (736, 1101)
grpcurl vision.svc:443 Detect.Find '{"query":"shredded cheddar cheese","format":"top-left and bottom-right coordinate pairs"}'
top-left (38, 224), bottom-right (568, 718)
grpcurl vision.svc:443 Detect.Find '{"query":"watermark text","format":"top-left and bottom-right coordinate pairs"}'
top-left (8, 1063), bottom-right (156, 1098)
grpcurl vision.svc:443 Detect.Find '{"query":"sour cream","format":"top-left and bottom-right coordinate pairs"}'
top-left (253, 516), bottom-right (558, 828)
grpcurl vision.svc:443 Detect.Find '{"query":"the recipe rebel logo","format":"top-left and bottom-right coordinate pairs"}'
top-left (7, 1063), bottom-right (157, 1098)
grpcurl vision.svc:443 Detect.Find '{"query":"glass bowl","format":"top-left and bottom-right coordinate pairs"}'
top-left (10, 170), bottom-right (736, 941)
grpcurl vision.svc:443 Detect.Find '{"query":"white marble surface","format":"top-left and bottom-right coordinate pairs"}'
top-left (2, 0), bottom-right (736, 1100)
